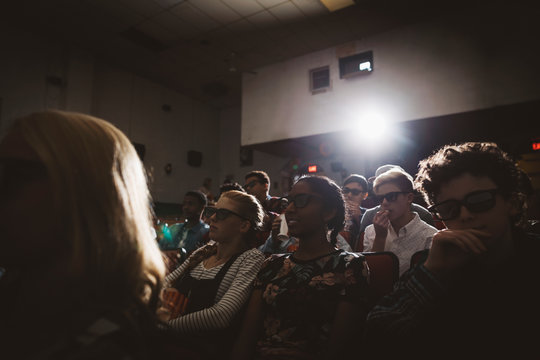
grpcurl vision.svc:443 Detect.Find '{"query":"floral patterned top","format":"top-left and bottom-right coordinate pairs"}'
top-left (254, 249), bottom-right (370, 359)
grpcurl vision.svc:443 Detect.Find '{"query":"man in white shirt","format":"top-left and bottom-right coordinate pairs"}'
top-left (363, 168), bottom-right (437, 275)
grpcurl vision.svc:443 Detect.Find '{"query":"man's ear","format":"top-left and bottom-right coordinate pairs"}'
top-left (239, 219), bottom-right (251, 234)
top-left (406, 192), bottom-right (414, 204)
top-left (362, 192), bottom-right (369, 201)
top-left (264, 182), bottom-right (269, 192)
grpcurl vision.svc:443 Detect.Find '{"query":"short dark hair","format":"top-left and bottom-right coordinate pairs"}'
top-left (244, 170), bottom-right (270, 184)
top-left (184, 190), bottom-right (207, 207)
top-left (343, 174), bottom-right (368, 191)
top-left (219, 182), bottom-right (245, 197)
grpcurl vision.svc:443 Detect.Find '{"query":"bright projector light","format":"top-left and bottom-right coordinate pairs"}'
top-left (357, 114), bottom-right (388, 142)
top-left (343, 113), bottom-right (389, 150)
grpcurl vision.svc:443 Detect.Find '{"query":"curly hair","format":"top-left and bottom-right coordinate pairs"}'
top-left (415, 142), bottom-right (527, 227)
top-left (295, 175), bottom-right (346, 246)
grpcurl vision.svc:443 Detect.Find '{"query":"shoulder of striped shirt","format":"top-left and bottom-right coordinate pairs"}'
top-left (235, 248), bottom-right (265, 265)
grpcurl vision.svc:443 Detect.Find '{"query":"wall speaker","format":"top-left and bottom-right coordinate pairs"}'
top-left (187, 150), bottom-right (202, 167)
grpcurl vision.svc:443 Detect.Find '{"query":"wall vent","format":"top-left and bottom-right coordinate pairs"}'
top-left (309, 66), bottom-right (330, 94)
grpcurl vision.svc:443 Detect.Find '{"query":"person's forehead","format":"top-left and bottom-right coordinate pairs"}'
top-left (436, 174), bottom-right (497, 203)
top-left (245, 176), bottom-right (262, 184)
top-left (375, 183), bottom-right (401, 194)
top-left (290, 181), bottom-right (316, 195)
top-left (183, 195), bottom-right (201, 204)
top-left (216, 197), bottom-right (238, 211)
top-left (344, 182), bottom-right (364, 191)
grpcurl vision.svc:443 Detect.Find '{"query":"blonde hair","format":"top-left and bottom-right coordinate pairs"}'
top-left (14, 110), bottom-right (165, 313)
top-left (373, 168), bottom-right (414, 193)
top-left (219, 190), bottom-right (264, 230)
top-left (177, 190), bottom-right (264, 275)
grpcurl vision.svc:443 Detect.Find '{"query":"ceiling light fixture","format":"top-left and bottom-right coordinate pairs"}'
top-left (320, 0), bottom-right (355, 12)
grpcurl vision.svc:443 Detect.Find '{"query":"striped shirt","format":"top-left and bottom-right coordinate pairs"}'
top-left (164, 246), bottom-right (264, 333)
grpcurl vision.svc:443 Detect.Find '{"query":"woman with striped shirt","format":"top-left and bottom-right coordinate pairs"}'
top-left (159, 190), bottom-right (265, 358)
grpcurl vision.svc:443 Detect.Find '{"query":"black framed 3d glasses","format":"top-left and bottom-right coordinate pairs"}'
top-left (373, 191), bottom-right (409, 203)
top-left (284, 193), bottom-right (323, 208)
top-left (203, 207), bottom-right (250, 222)
top-left (428, 189), bottom-right (498, 221)
top-left (342, 187), bottom-right (365, 196)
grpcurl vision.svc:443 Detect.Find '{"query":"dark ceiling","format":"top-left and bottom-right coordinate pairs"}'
top-left (1, 0), bottom-right (477, 108)
top-left (2, 0), bottom-right (538, 166)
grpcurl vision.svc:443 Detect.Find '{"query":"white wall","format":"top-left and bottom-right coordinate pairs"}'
top-left (218, 106), bottom-right (289, 197)
top-left (242, 20), bottom-right (540, 146)
top-left (0, 26), bottom-right (220, 204)
top-left (92, 62), bottom-right (220, 203)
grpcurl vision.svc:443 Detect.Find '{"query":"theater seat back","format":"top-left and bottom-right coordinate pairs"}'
top-left (361, 251), bottom-right (400, 307)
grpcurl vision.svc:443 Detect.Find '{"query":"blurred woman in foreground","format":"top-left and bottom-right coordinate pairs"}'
top-left (0, 110), bottom-right (165, 358)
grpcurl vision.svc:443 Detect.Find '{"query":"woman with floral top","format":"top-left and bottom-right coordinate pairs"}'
top-left (231, 175), bottom-right (371, 360)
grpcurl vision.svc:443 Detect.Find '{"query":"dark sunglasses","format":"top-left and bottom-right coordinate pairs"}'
top-left (284, 193), bottom-right (323, 208)
top-left (342, 187), bottom-right (365, 196)
top-left (243, 180), bottom-right (260, 189)
top-left (428, 189), bottom-right (498, 221)
top-left (373, 191), bottom-right (409, 203)
top-left (203, 206), bottom-right (250, 222)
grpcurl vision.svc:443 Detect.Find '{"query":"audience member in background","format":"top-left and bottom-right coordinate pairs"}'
top-left (519, 168), bottom-right (540, 234)
top-left (232, 175), bottom-right (370, 360)
top-left (364, 142), bottom-right (540, 357)
top-left (244, 170), bottom-right (286, 247)
top-left (199, 177), bottom-right (214, 202)
top-left (360, 175), bottom-right (378, 209)
top-left (218, 181), bottom-right (245, 199)
top-left (0, 110), bottom-right (165, 358)
top-left (159, 190), bottom-right (210, 271)
top-left (359, 164), bottom-right (436, 233)
top-left (363, 168), bottom-right (437, 275)
top-left (342, 174), bottom-right (369, 248)
top-left (244, 170), bottom-right (284, 214)
top-left (158, 190), bottom-right (265, 359)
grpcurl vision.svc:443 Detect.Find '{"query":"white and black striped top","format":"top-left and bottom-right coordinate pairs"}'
top-left (164, 246), bottom-right (264, 333)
